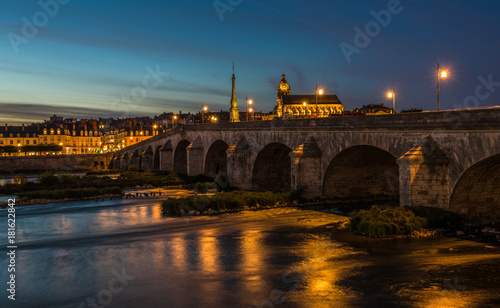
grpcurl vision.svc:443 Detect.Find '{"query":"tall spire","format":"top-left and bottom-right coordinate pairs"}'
top-left (229, 63), bottom-right (240, 122)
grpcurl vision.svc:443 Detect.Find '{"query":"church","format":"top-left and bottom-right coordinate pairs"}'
top-left (276, 74), bottom-right (344, 118)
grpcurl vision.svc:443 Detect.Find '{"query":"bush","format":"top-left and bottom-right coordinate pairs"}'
top-left (37, 170), bottom-right (58, 186)
top-left (162, 190), bottom-right (288, 216)
top-left (350, 206), bottom-right (427, 237)
top-left (214, 172), bottom-right (230, 192)
top-left (18, 186), bottom-right (123, 201)
top-left (14, 174), bottom-right (27, 185)
top-left (127, 165), bottom-right (138, 172)
top-left (194, 182), bottom-right (216, 194)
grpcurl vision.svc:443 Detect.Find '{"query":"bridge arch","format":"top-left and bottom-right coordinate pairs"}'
top-left (323, 145), bottom-right (399, 199)
top-left (252, 142), bottom-right (292, 191)
top-left (449, 153), bottom-right (500, 215)
top-left (204, 140), bottom-right (229, 177)
top-left (153, 145), bottom-right (162, 171)
top-left (174, 140), bottom-right (191, 174)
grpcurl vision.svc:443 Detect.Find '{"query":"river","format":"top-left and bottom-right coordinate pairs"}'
top-left (0, 197), bottom-right (499, 307)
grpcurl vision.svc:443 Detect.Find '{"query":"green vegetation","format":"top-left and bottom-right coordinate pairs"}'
top-left (350, 206), bottom-right (427, 237)
top-left (14, 174), bottom-right (27, 185)
top-left (194, 182), bottom-right (217, 193)
top-left (19, 144), bottom-right (62, 154)
top-left (0, 146), bottom-right (18, 155)
top-left (0, 144), bottom-right (64, 156)
top-left (162, 190), bottom-right (289, 216)
top-left (86, 169), bottom-right (123, 175)
top-left (18, 186), bottom-right (122, 201)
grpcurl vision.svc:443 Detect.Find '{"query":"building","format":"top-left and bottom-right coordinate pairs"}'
top-left (353, 103), bottom-right (394, 115)
top-left (276, 74), bottom-right (344, 118)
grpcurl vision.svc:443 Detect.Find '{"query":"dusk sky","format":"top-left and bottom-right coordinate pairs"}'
top-left (2, 0), bottom-right (500, 125)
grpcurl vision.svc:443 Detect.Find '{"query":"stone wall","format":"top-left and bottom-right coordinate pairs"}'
top-left (0, 154), bottom-right (113, 173)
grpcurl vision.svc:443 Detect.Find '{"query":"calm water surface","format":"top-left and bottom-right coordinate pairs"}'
top-left (0, 198), bottom-right (499, 308)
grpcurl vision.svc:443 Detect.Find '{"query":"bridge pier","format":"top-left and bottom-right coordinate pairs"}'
top-left (141, 147), bottom-right (154, 172)
top-left (159, 141), bottom-right (174, 172)
top-left (397, 137), bottom-right (450, 209)
top-left (290, 137), bottom-right (323, 198)
top-left (186, 136), bottom-right (204, 176)
top-left (227, 138), bottom-right (253, 190)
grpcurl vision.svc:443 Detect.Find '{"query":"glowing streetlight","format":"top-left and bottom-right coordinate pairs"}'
top-left (387, 89), bottom-right (395, 113)
top-left (202, 105), bottom-right (208, 124)
top-left (315, 85), bottom-right (324, 117)
top-left (246, 97), bottom-right (253, 121)
top-left (437, 63), bottom-right (448, 112)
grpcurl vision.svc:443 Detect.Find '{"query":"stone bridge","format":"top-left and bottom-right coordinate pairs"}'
top-left (111, 109), bottom-right (500, 215)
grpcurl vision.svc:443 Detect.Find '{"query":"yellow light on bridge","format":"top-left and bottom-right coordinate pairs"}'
top-left (387, 92), bottom-right (393, 98)
top-left (318, 89), bottom-right (324, 95)
top-left (248, 99), bottom-right (253, 105)
top-left (249, 108), bottom-right (253, 113)
top-left (303, 102), bottom-right (307, 107)
top-left (441, 71), bottom-right (448, 78)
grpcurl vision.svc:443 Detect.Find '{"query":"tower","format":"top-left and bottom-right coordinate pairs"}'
top-left (276, 74), bottom-right (291, 117)
top-left (229, 64), bottom-right (240, 122)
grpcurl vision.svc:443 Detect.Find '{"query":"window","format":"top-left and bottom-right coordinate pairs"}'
top-left (10, 140), bottom-right (13, 145)
top-left (26, 140), bottom-right (30, 145)
top-left (33, 140), bottom-right (37, 145)
top-left (136, 138), bottom-right (139, 142)
top-left (0, 140), bottom-right (3, 144)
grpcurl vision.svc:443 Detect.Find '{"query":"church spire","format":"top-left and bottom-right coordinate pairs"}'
top-left (229, 63), bottom-right (240, 122)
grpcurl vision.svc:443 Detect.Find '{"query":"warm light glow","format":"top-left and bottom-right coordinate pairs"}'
top-left (387, 92), bottom-right (394, 98)
top-left (248, 99), bottom-right (253, 105)
top-left (441, 70), bottom-right (448, 78)
top-left (203, 106), bottom-right (208, 111)
top-left (249, 108), bottom-right (253, 112)
top-left (153, 125), bottom-right (157, 129)
top-left (303, 102), bottom-right (307, 106)
top-left (318, 89), bottom-right (324, 95)
top-left (59, 143), bottom-right (63, 146)
top-left (17, 144), bottom-right (20, 147)
top-left (173, 115), bottom-right (177, 119)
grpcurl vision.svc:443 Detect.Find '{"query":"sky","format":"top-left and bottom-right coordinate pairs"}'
top-left (1, 0), bottom-right (500, 125)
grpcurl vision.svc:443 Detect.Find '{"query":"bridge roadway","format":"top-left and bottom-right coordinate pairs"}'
top-left (112, 109), bottom-right (500, 215)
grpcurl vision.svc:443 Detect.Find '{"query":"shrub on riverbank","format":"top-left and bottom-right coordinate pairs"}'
top-left (18, 186), bottom-right (123, 201)
top-left (162, 190), bottom-right (288, 216)
top-left (350, 206), bottom-right (427, 237)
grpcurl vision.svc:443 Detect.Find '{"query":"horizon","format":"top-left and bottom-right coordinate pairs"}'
top-left (2, 0), bottom-right (500, 125)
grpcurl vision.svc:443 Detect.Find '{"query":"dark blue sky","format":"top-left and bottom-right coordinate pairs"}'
top-left (2, 0), bottom-right (500, 124)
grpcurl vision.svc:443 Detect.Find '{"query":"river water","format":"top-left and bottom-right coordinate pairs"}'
top-left (0, 198), bottom-right (499, 308)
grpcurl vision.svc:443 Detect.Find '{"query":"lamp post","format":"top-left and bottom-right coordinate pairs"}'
top-left (153, 124), bottom-right (157, 136)
top-left (202, 105), bottom-right (208, 124)
top-left (173, 115), bottom-right (177, 129)
top-left (387, 90), bottom-right (395, 114)
top-left (303, 102), bottom-right (307, 118)
top-left (437, 63), bottom-right (448, 112)
top-left (315, 85), bottom-right (323, 118)
top-left (248, 107), bottom-right (253, 121)
top-left (246, 97), bottom-right (253, 121)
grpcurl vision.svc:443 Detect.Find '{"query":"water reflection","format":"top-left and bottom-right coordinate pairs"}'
top-left (1, 200), bottom-right (499, 308)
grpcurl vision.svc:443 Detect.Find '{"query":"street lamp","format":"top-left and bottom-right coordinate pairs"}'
top-left (153, 124), bottom-right (157, 136)
top-left (315, 85), bottom-right (324, 118)
top-left (246, 97), bottom-right (253, 121)
top-left (202, 105), bottom-right (208, 124)
top-left (303, 102), bottom-right (308, 118)
top-left (437, 63), bottom-right (448, 112)
top-left (173, 115), bottom-right (177, 129)
top-left (387, 90), bottom-right (395, 114)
